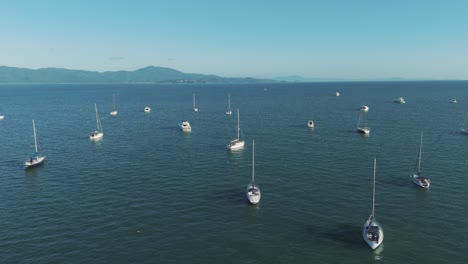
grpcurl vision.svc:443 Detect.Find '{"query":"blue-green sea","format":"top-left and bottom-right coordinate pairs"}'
top-left (0, 82), bottom-right (467, 263)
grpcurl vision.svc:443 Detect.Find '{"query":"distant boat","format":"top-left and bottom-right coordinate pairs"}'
top-left (412, 131), bottom-right (430, 188)
top-left (0, 115), bottom-right (4, 120)
top-left (144, 106), bottom-right (151, 113)
top-left (110, 94), bottom-right (118, 116)
top-left (394, 97), bottom-right (406, 104)
top-left (24, 120), bottom-right (46, 168)
top-left (179, 120), bottom-right (192, 132)
top-left (193, 93), bottom-right (199, 112)
top-left (357, 111), bottom-right (370, 134)
top-left (336, 91), bottom-right (340, 97)
top-left (450, 98), bottom-right (457, 104)
top-left (360, 105), bottom-right (369, 112)
top-left (226, 94), bottom-right (232, 115)
top-left (307, 120), bottom-right (314, 128)
top-left (362, 158), bottom-right (384, 250)
top-left (246, 140), bottom-right (261, 205)
top-left (89, 104), bottom-right (104, 141)
top-left (227, 108), bottom-right (245, 150)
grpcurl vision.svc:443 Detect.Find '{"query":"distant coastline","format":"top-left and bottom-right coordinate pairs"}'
top-left (0, 66), bottom-right (274, 84)
top-left (0, 66), bottom-right (466, 84)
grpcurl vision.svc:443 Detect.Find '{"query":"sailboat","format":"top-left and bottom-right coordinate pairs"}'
top-left (0, 115), bottom-right (4, 120)
top-left (246, 140), bottom-right (261, 204)
top-left (363, 158), bottom-right (384, 250)
top-left (24, 120), bottom-right (46, 168)
top-left (110, 94), bottom-right (118, 116)
top-left (193, 93), bottom-right (199, 112)
top-left (89, 103), bottom-right (104, 141)
top-left (227, 108), bottom-right (245, 150)
top-left (357, 111), bottom-right (370, 134)
top-left (226, 94), bottom-right (232, 115)
top-left (412, 131), bottom-right (431, 188)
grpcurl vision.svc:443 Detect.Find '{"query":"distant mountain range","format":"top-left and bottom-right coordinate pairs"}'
top-left (0, 66), bottom-right (274, 84)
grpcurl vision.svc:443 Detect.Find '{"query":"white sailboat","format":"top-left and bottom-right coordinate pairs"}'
top-left (226, 94), bottom-right (232, 115)
top-left (357, 111), bottom-right (370, 134)
top-left (227, 108), bottom-right (245, 150)
top-left (412, 132), bottom-right (430, 188)
top-left (307, 120), bottom-right (314, 128)
top-left (144, 106), bottom-right (151, 113)
top-left (193, 93), bottom-right (199, 112)
top-left (110, 94), bottom-right (118, 116)
top-left (394, 97), bottom-right (406, 104)
top-left (336, 91), bottom-right (340, 97)
top-left (246, 140), bottom-right (261, 205)
top-left (89, 103), bottom-right (104, 141)
top-left (363, 158), bottom-right (384, 250)
top-left (179, 120), bottom-right (192, 132)
top-left (0, 115), bottom-right (4, 120)
top-left (24, 120), bottom-right (46, 168)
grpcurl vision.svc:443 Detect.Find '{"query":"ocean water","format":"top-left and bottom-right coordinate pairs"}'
top-left (0, 82), bottom-right (467, 263)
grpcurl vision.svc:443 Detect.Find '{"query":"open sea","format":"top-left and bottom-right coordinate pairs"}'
top-left (0, 82), bottom-right (467, 263)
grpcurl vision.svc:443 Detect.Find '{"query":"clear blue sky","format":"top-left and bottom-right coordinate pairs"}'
top-left (1, 0), bottom-right (468, 79)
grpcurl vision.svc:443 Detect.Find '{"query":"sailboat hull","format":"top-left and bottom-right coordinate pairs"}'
top-left (357, 127), bottom-right (370, 134)
top-left (24, 156), bottom-right (46, 168)
top-left (110, 110), bottom-right (118, 116)
top-left (227, 140), bottom-right (245, 150)
top-left (412, 174), bottom-right (430, 188)
top-left (246, 184), bottom-right (261, 204)
top-left (362, 220), bottom-right (384, 250)
top-left (90, 131), bottom-right (104, 141)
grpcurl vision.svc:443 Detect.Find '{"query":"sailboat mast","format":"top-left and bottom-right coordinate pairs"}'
top-left (193, 93), bottom-right (196, 107)
top-left (95, 104), bottom-right (99, 130)
top-left (228, 94), bottom-right (231, 109)
top-left (372, 158), bottom-right (376, 217)
top-left (252, 140), bottom-right (255, 184)
top-left (33, 120), bottom-right (38, 154)
top-left (237, 108), bottom-right (240, 140)
top-left (113, 94), bottom-right (116, 110)
top-left (418, 131), bottom-right (423, 173)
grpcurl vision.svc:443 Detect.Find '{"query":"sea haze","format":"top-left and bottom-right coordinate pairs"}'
top-left (0, 82), bottom-right (467, 263)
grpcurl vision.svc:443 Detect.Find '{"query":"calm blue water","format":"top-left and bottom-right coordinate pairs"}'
top-left (0, 82), bottom-right (467, 263)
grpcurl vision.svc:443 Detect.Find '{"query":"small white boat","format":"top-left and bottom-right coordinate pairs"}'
top-left (246, 140), bottom-right (261, 205)
top-left (193, 93), bottom-right (199, 112)
top-left (144, 106), bottom-right (151, 113)
top-left (362, 158), bottom-right (384, 250)
top-left (360, 105), bottom-right (369, 111)
top-left (450, 98), bottom-right (457, 103)
top-left (179, 120), bottom-right (192, 132)
top-left (307, 120), bottom-right (314, 128)
top-left (336, 91), bottom-right (340, 97)
top-left (357, 111), bottom-right (370, 134)
top-left (226, 94), bottom-right (232, 115)
top-left (227, 108), bottom-right (245, 150)
top-left (90, 104), bottom-right (104, 141)
top-left (412, 131), bottom-right (430, 189)
top-left (110, 94), bottom-right (118, 116)
top-left (394, 97), bottom-right (406, 104)
top-left (0, 115), bottom-right (4, 120)
top-left (24, 120), bottom-right (47, 168)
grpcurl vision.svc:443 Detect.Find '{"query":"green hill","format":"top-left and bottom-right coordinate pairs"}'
top-left (0, 66), bottom-right (273, 84)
